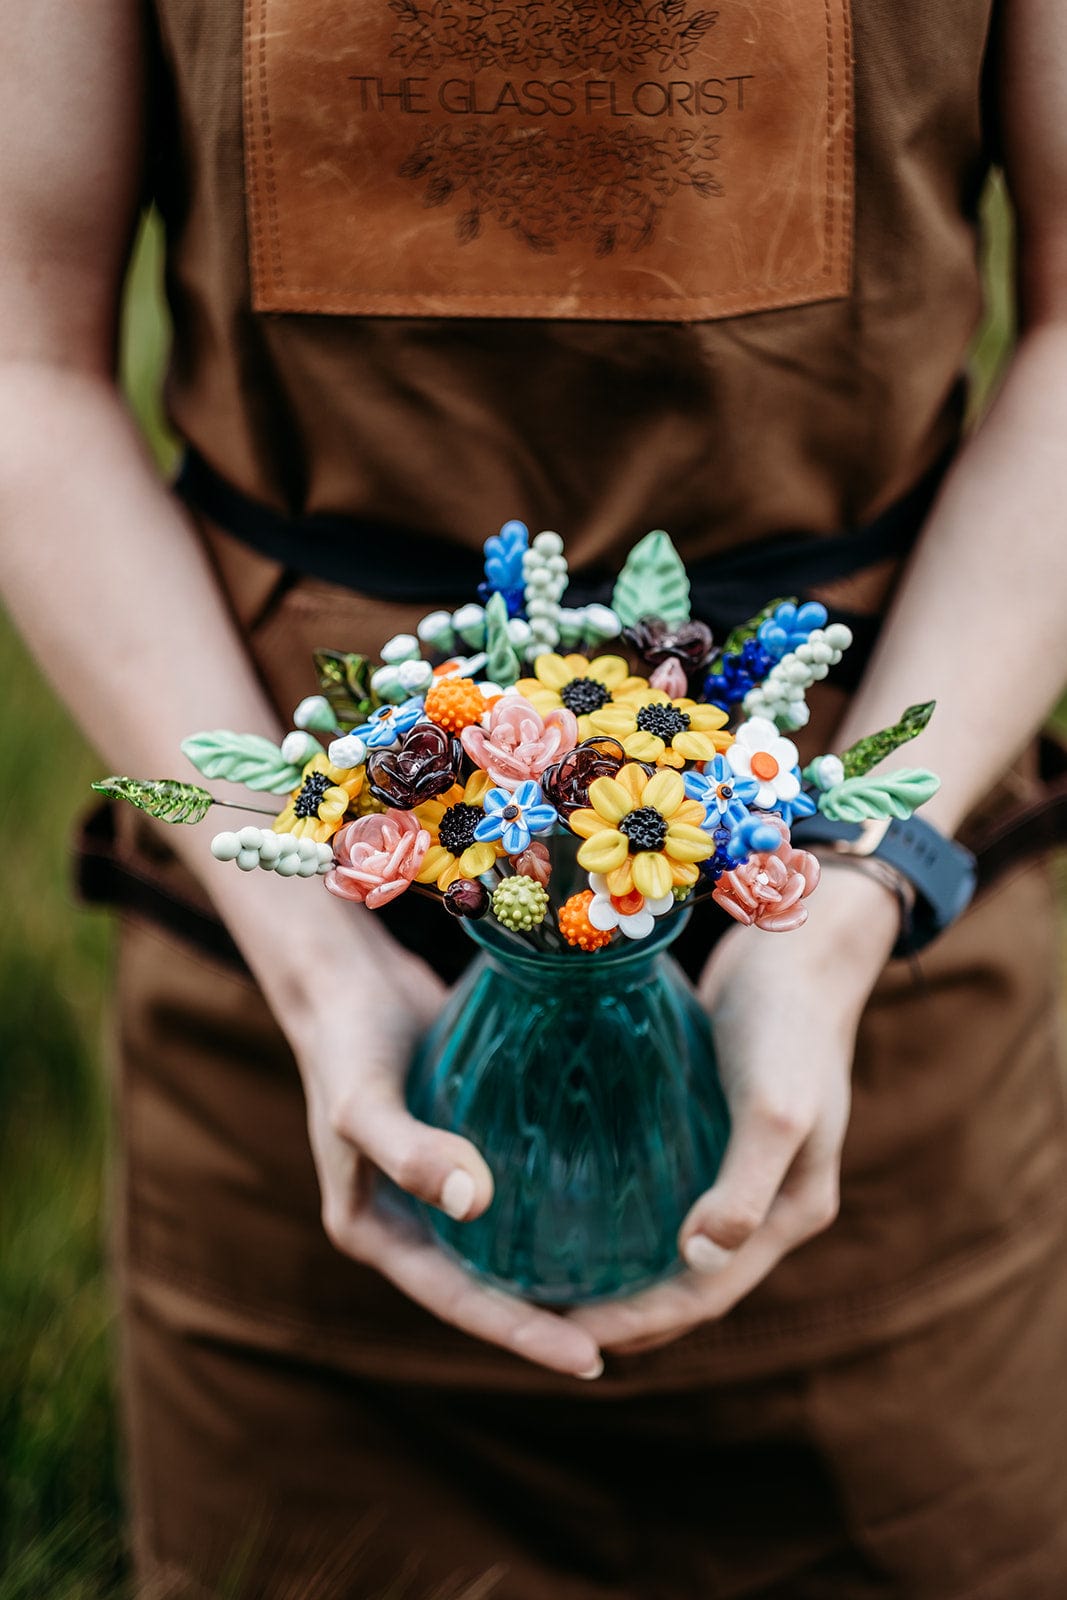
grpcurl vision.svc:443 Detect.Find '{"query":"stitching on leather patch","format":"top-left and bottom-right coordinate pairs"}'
top-left (243, 0), bottom-right (855, 321)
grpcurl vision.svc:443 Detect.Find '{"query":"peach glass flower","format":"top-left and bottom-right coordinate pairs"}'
top-left (712, 837), bottom-right (822, 932)
top-left (460, 694), bottom-right (578, 790)
top-left (324, 811), bottom-right (430, 909)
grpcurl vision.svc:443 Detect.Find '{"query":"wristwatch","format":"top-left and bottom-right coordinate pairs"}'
top-left (790, 812), bottom-right (978, 957)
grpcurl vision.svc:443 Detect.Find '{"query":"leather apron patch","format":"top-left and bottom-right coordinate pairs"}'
top-left (243, 0), bottom-right (854, 321)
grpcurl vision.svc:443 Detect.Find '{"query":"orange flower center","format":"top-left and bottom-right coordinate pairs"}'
top-left (750, 751), bottom-right (780, 781)
top-left (612, 889), bottom-right (646, 917)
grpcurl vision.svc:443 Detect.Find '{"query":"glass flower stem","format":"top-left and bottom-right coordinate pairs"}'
top-left (211, 798), bottom-right (284, 817)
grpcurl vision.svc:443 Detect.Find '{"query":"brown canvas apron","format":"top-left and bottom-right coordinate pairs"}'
top-left (93, 0), bottom-right (1067, 1594)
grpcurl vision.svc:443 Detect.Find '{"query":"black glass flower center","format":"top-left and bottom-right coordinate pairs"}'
top-left (501, 804), bottom-right (521, 821)
top-left (438, 802), bottom-right (481, 854)
top-left (619, 805), bottom-right (668, 853)
top-left (636, 703), bottom-right (691, 742)
top-left (294, 770), bottom-right (332, 819)
top-left (559, 676), bottom-right (611, 715)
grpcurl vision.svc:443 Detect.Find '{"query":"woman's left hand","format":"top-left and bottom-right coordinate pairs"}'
top-left (567, 866), bottom-right (900, 1357)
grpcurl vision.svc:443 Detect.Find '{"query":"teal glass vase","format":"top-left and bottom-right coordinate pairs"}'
top-left (405, 911), bottom-right (730, 1306)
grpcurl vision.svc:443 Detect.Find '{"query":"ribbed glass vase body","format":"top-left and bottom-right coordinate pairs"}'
top-left (406, 914), bottom-right (730, 1305)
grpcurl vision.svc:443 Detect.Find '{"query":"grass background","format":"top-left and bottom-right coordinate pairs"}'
top-left (0, 178), bottom-right (1020, 1597)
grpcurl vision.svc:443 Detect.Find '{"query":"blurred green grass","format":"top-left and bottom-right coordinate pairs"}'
top-left (0, 179), bottom-right (1021, 1597)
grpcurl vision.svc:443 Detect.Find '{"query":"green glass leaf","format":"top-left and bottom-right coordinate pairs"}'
top-left (818, 769), bottom-right (941, 822)
top-left (717, 597), bottom-right (795, 665)
top-left (611, 530), bottom-right (691, 628)
top-left (312, 649), bottom-right (376, 730)
top-left (841, 702), bottom-right (936, 779)
top-left (91, 776), bottom-right (215, 825)
top-left (484, 591), bottom-right (521, 686)
top-left (180, 731), bottom-right (302, 794)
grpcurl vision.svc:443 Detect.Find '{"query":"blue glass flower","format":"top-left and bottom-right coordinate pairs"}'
top-left (474, 780), bottom-right (557, 855)
top-left (359, 696), bottom-right (426, 749)
top-left (684, 756), bottom-right (760, 831)
top-left (757, 601), bottom-right (828, 661)
top-left (478, 519), bottom-right (529, 618)
top-left (703, 637), bottom-right (774, 711)
top-left (726, 812), bottom-right (785, 862)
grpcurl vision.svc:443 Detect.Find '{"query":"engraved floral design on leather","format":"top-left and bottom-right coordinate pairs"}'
top-left (388, 0), bottom-right (719, 72)
top-left (401, 125), bottom-right (722, 254)
top-left (244, 0), bottom-right (854, 321)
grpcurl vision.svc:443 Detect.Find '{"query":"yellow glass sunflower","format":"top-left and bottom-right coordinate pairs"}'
top-left (588, 693), bottom-right (733, 769)
top-left (415, 770), bottom-right (499, 890)
top-left (273, 752), bottom-right (364, 843)
top-left (569, 763), bottom-right (712, 899)
top-left (514, 653), bottom-right (651, 738)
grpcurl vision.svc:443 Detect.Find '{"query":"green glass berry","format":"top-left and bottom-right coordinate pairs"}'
top-left (672, 886), bottom-right (692, 904)
top-left (491, 875), bottom-right (550, 931)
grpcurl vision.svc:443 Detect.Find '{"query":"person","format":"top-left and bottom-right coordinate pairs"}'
top-left (2, 0), bottom-right (1067, 1594)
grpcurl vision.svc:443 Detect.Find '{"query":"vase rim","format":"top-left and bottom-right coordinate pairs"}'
top-left (460, 904), bottom-right (692, 976)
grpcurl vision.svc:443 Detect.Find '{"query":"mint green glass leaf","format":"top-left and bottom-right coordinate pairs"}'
top-left (484, 591), bottom-right (521, 686)
top-left (91, 776), bottom-right (215, 825)
top-left (841, 701), bottom-right (936, 779)
top-left (312, 649), bottom-right (376, 729)
top-left (611, 530), bottom-right (691, 628)
top-left (714, 597), bottom-right (795, 667)
top-left (180, 731), bottom-right (301, 794)
top-left (819, 769), bottom-right (941, 822)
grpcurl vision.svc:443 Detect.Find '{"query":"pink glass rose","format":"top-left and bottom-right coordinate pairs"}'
top-left (460, 694), bottom-right (578, 790)
top-left (324, 811), bottom-right (430, 909)
top-left (712, 835), bottom-right (821, 932)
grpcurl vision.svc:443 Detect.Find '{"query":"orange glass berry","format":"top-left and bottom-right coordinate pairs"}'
top-left (559, 890), bottom-right (613, 952)
top-left (423, 676), bottom-right (486, 734)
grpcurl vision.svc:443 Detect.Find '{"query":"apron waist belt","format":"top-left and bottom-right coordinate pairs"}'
top-left (174, 447), bottom-right (952, 687)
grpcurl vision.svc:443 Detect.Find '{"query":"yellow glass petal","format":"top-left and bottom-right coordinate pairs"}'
top-left (563, 653), bottom-right (593, 676)
top-left (614, 675), bottom-right (655, 700)
top-left (708, 729), bottom-right (735, 752)
top-left (416, 845), bottom-right (454, 884)
top-left (622, 730), bottom-right (664, 762)
top-left (670, 858), bottom-right (700, 887)
top-left (664, 823), bottom-right (714, 862)
top-left (656, 748), bottom-right (686, 770)
top-left (567, 807), bottom-right (606, 839)
top-left (514, 677), bottom-right (543, 700)
top-left (576, 830), bottom-right (630, 873)
top-left (632, 850), bottom-right (672, 899)
top-left (616, 763), bottom-right (650, 806)
top-left (605, 860), bottom-right (635, 897)
top-left (319, 786), bottom-right (350, 823)
top-left (688, 703), bottom-right (730, 732)
top-left (588, 775), bottom-right (635, 824)
top-left (272, 803), bottom-right (297, 834)
top-left (587, 655), bottom-right (631, 689)
top-left (463, 770), bottom-right (494, 805)
top-left (415, 799), bottom-right (449, 832)
top-left (587, 703), bottom-right (637, 737)
top-left (304, 752), bottom-right (332, 778)
top-left (437, 854), bottom-right (466, 891)
top-left (671, 731), bottom-right (719, 762)
top-left (534, 654), bottom-right (574, 691)
top-left (643, 767), bottom-right (684, 818)
top-left (674, 799), bottom-right (709, 828)
top-left (460, 841), bottom-right (497, 878)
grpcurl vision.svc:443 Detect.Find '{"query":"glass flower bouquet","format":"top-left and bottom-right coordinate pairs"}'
top-left (97, 523), bottom-right (938, 1304)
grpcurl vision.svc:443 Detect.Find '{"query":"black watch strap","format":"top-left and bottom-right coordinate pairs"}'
top-left (790, 812), bottom-right (977, 955)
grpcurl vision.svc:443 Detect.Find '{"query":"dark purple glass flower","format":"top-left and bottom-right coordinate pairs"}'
top-left (623, 617), bottom-right (714, 672)
top-left (366, 720), bottom-right (463, 809)
top-left (540, 736), bottom-right (626, 818)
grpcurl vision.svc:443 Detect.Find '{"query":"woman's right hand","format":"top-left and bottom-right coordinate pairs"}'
top-left (286, 932), bottom-right (605, 1382)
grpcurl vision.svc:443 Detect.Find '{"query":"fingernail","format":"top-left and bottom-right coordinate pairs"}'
top-left (440, 1168), bottom-right (476, 1221)
top-left (684, 1234), bottom-right (734, 1274)
top-left (577, 1358), bottom-right (604, 1380)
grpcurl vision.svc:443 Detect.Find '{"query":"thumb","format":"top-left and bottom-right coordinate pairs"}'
top-left (333, 1078), bottom-right (494, 1222)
